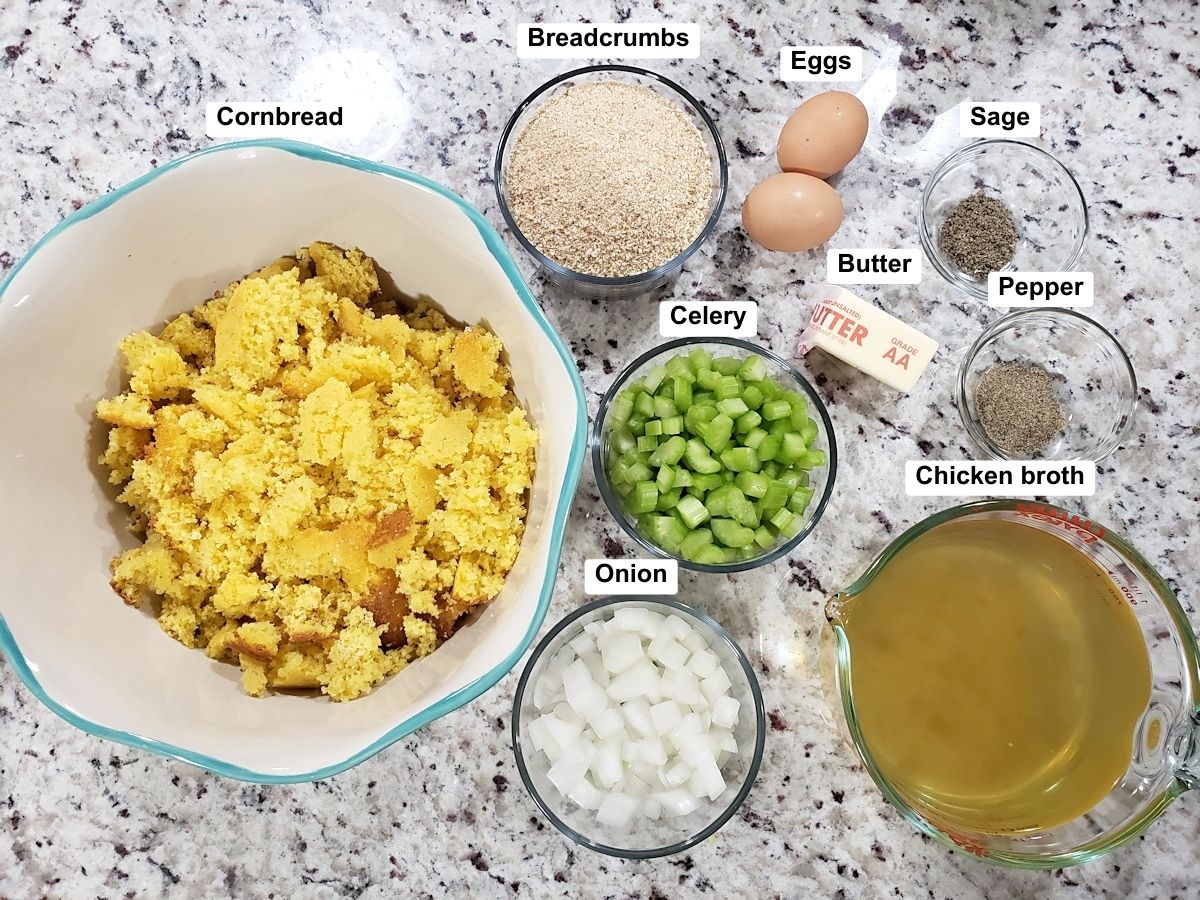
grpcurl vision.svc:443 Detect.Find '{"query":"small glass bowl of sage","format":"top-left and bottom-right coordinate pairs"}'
top-left (919, 140), bottom-right (1088, 300)
top-left (955, 309), bottom-right (1137, 462)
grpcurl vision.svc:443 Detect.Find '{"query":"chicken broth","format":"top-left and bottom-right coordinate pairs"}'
top-left (837, 518), bottom-right (1151, 833)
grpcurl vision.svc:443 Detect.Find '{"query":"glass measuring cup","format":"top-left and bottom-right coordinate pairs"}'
top-left (825, 499), bottom-right (1200, 868)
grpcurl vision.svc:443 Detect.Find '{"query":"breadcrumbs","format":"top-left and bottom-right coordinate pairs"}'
top-left (505, 81), bottom-right (714, 278)
top-left (97, 243), bottom-right (538, 701)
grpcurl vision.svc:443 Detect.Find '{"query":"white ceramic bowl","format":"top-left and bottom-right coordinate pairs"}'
top-left (0, 140), bottom-right (586, 782)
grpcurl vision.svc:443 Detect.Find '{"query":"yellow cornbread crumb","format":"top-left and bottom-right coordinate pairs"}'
top-left (97, 243), bottom-right (538, 701)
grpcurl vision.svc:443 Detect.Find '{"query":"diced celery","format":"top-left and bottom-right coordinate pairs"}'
top-left (720, 446), bottom-right (760, 473)
top-left (643, 366), bottom-right (668, 393)
top-left (712, 356), bottom-right (742, 376)
top-left (713, 375), bottom-right (741, 401)
top-left (685, 405), bottom-right (718, 434)
top-left (656, 465), bottom-right (675, 492)
top-left (693, 544), bottom-right (730, 565)
top-left (610, 426), bottom-right (636, 454)
top-left (726, 489), bottom-right (760, 528)
top-left (800, 417), bottom-right (818, 445)
top-left (649, 435), bottom-right (687, 466)
top-left (788, 486), bottom-right (814, 515)
top-left (789, 398), bottom-right (810, 429)
top-left (735, 410), bottom-right (762, 434)
top-left (608, 393), bottom-right (634, 425)
top-left (671, 376), bottom-right (692, 412)
top-left (680, 527), bottom-right (714, 560)
top-left (737, 355), bottom-right (768, 382)
top-left (665, 355), bottom-right (693, 378)
top-left (711, 518), bottom-right (756, 548)
top-left (684, 439), bottom-right (722, 474)
top-left (762, 399), bottom-right (791, 421)
top-left (676, 494), bottom-right (710, 529)
top-left (692, 473), bottom-right (726, 491)
top-left (757, 433), bottom-right (780, 461)
top-left (656, 488), bottom-right (682, 512)
top-left (603, 349), bottom-right (827, 566)
top-left (777, 431), bottom-right (807, 463)
top-left (717, 397), bottom-right (749, 417)
top-left (799, 449), bottom-right (827, 470)
top-left (623, 461), bottom-right (653, 484)
top-left (760, 480), bottom-right (790, 510)
top-left (701, 414), bottom-right (734, 452)
top-left (767, 508), bottom-right (794, 531)
top-left (637, 434), bottom-right (659, 453)
top-left (629, 481), bottom-right (658, 514)
top-left (646, 514), bottom-right (687, 553)
top-left (705, 484), bottom-right (734, 518)
top-left (736, 471), bottom-right (770, 498)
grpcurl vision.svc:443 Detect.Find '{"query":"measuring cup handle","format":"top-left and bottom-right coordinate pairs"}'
top-left (1175, 713), bottom-right (1200, 791)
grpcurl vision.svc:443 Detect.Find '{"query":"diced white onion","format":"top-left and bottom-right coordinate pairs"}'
top-left (621, 699), bottom-right (656, 738)
top-left (596, 791), bottom-right (639, 828)
top-left (568, 777), bottom-right (602, 810)
top-left (525, 606), bottom-right (743, 826)
top-left (655, 788), bottom-right (700, 818)
top-left (687, 648), bottom-right (720, 678)
top-left (711, 696), bottom-right (740, 730)
top-left (599, 630), bottom-right (643, 675)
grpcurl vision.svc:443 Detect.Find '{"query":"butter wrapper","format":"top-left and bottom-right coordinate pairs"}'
top-left (796, 286), bottom-right (938, 393)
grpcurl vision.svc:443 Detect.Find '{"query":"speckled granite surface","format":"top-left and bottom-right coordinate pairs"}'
top-left (2, 1), bottom-right (1198, 897)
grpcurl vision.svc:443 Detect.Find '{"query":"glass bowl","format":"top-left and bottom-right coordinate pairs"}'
top-left (955, 308), bottom-right (1137, 461)
top-left (511, 596), bottom-right (766, 858)
top-left (593, 337), bottom-right (837, 572)
top-left (494, 64), bottom-right (728, 298)
top-left (919, 140), bottom-right (1088, 299)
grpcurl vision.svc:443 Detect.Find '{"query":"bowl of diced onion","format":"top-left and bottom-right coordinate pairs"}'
top-left (593, 337), bottom-right (837, 572)
top-left (511, 596), bottom-right (766, 858)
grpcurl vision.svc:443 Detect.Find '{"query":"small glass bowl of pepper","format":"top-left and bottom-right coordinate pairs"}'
top-left (593, 338), bottom-right (837, 572)
top-left (956, 308), bottom-right (1138, 461)
top-left (919, 140), bottom-right (1089, 300)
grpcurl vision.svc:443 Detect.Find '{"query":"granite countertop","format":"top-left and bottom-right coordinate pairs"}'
top-left (2, 1), bottom-right (1198, 897)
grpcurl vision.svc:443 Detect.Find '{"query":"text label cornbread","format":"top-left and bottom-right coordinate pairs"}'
top-left (96, 243), bottom-right (538, 701)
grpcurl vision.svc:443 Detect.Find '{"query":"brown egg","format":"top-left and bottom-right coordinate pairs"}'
top-left (741, 172), bottom-right (844, 252)
top-left (777, 91), bottom-right (869, 179)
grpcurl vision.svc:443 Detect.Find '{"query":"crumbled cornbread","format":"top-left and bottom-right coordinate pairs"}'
top-left (97, 243), bottom-right (537, 701)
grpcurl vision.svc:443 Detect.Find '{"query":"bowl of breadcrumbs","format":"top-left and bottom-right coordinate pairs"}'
top-left (495, 64), bottom-right (727, 298)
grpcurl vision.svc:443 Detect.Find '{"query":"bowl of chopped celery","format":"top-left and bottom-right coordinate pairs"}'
top-left (593, 338), bottom-right (836, 572)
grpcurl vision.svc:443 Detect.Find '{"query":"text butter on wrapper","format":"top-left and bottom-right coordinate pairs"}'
top-left (796, 286), bottom-right (938, 392)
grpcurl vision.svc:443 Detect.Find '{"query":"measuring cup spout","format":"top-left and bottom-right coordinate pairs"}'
top-left (825, 592), bottom-right (849, 626)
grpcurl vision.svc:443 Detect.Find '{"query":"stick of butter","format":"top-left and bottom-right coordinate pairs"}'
top-left (796, 286), bottom-right (938, 393)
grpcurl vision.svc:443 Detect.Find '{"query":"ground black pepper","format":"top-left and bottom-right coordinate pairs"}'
top-left (939, 191), bottom-right (1019, 280)
top-left (974, 362), bottom-right (1067, 456)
